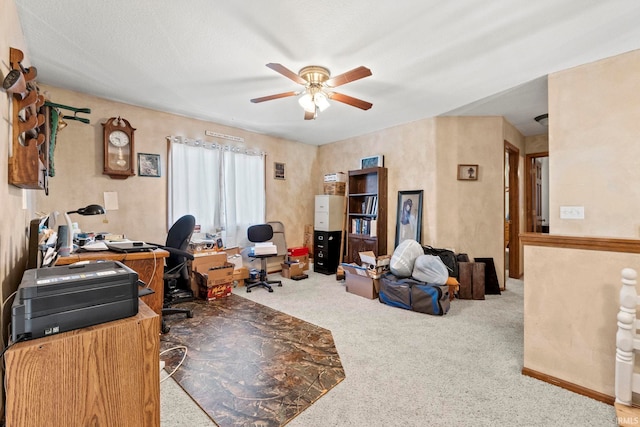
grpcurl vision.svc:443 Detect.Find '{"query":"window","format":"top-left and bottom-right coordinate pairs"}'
top-left (168, 137), bottom-right (265, 248)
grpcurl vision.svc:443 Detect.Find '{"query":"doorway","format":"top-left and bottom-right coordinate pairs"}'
top-left (525, 152), bottom-right (549, 233)
top-left (505, 141), bottom-right (520, 280)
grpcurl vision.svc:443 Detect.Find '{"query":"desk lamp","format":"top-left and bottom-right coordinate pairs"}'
top-left (60, 204), bottom-right (105, 256)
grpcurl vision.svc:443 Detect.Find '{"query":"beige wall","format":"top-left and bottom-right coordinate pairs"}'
top-left (524, 245), bottom-right (640, 396)
top-left (524, 49), bottom-right (640, 397)
top-left (318, 116), bottom-right (513, 289)
top-left (549, 49), bottom-right (640, 238)
top-left (525, 133), bottom-right (549, 154)
top-left (1, 0), bottom-right (33, 415)
top-left (34, 85), bottom-right (318, 249)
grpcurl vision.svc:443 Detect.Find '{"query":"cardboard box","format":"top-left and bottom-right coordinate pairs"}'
top-left (227, 254), bottom-right (243, 269)
top-left (287, 247), bottom-right (308, 257)
top-left (358, 251), bottom-right (391, 278)
top-left (324, 172), bottom-right (346, 182)
top-left (288, 254), bottom-right (309, 271)
top-left (323, 182), bottom-right (346, 196)
top-left (198, 284), bottom-right (232, 301)
top-left (232, 266), bottom-right (249, 287)
top-left (281, 262), bottom-right (304, 279)
top-left (190, 262), bottom-right (234, 297)
top-left (342, 263), bottom-right (379, 299)
top-left (191, 252), bottom-right (228, 273)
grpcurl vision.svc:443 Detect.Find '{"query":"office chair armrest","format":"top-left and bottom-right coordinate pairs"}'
top-left (161, 246), bottom-right (195, 260)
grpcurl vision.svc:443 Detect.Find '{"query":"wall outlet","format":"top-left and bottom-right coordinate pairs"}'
top-left (560, 206), bottom-right (584, 219)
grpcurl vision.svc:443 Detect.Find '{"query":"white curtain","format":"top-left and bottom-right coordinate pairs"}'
top-left (168, 137), bottom-right (265, 248)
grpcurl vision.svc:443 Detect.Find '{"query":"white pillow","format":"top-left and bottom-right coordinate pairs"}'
top-left (390, 239), bottom-right (423, 278)
top-left (412, 254), bottom-right (449, 284)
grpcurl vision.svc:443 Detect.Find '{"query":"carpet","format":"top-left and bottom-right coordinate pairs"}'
top-left (160, 294), bottom-right (346, 427)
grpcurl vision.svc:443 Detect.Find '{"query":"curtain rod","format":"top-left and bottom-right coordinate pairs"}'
top-left (167, 136), bottom-right (265, 157)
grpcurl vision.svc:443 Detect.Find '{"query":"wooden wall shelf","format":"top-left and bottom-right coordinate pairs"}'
top-left (6, 47), bottom-right (49, 192)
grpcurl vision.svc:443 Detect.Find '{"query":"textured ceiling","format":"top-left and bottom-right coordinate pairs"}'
top-left (14, 1), bottom-right (640, 145)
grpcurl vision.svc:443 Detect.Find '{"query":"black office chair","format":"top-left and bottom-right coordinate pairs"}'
top-left (159, 214), bottom-right (196, 333)
top-left (246, 224), bottom-right (282, 293)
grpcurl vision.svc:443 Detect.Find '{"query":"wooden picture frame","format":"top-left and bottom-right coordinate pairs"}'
top-left (457, 164), bottom-right (478, 181)
top-left (137, 153), bottom-right (161, 177)
top-left (274, 162), bottom-right (285, 180)
top-left (395, 190), bottom-right (423, 247)
top-left (360, 154), bottom-right (384, 169)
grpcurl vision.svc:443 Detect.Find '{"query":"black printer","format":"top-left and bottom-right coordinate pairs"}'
top-left (11, 261), bottom-right (139, 342)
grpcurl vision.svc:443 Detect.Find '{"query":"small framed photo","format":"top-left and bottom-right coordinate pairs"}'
top-left (360, 154), bottom-right (384, 169)
top-left (457, 164), bottom-right (478, 181)
top-left (138, 153), bottom-right (161, 177)
top-left (274, 162), bottom-right (285, 180)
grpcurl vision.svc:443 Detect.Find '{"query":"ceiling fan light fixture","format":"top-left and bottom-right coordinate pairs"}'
top-left (535, 113), bottom-right (549, 126)
top-left (315, 92), bottom-right (330, 112)
top-left (298, 93), bottom-right (315, 112)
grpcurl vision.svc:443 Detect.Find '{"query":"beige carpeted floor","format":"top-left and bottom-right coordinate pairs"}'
top-left (161, 268), bottom-right (617, 427)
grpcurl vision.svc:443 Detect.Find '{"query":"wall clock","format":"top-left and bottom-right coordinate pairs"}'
top-left (102, 116), bottom-right (136, 179)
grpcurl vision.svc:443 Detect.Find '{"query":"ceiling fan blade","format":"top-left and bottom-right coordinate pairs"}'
top-left (324, 66), bottom-right (372, 88)
top-left (304, 110), bottom-right (315, 120)
top-left (328, 92), bottom-right (373, 110)
top-left (266, 63), bottom-right (307, 85)
top-left (250, 91), bottom-right (299, 103)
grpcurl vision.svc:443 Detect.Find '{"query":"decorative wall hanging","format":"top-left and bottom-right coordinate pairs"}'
top-left (395, 190), bottom-right (423, 247)
top-left (457, 164), bottom-right (478, 181)
top-left (138, 153), bottom-right (161, 177)
top-left (360, 154), bottom-right (383, 169)
top-left (274, 162), bottom-right (285, 180)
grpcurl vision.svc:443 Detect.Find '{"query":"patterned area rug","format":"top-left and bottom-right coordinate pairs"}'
top-left (160, 294), bottom-right (345, 427)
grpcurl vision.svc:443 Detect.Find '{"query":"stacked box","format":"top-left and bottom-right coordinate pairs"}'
top-left (323, 172), bottom-right (346, 182)
top-left (288, 254), bottom-right (309, 271)
top-left (198, 284), bottom-right (232, 301)
top-left (190, 253), bottom-right (235, 299)
top-left (323, 182), bottom-right (346, 196)
top-left (359, 251), bottom-right (391, 279)
top-left (281, 262), bottom-right (304, 279)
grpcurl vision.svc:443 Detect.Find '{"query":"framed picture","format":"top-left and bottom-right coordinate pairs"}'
top-left (457, 164), bottom-right (478, 181)
top-left (274, 162), bottom-right (285, 180)
top-left (138, 153), bottom-right (161, 177)
top-left (360, 154), bottom-right (384, 169)
top-left (395, 190), bottom-right (423, 247)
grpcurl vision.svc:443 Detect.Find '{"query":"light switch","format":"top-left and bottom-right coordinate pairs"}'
top-left (560, 206), bottom-right (584, 219)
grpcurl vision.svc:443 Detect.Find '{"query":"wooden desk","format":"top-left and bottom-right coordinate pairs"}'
top-left (56, 249), bottom-right (168, 315)
top-left (4, 301), bottom-right (160, 427)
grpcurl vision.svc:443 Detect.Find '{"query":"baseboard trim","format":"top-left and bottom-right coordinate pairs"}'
top-left (521, 367), bottom-right (615, 405)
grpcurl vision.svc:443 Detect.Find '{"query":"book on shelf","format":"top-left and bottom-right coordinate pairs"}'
top-left (350, 217), bottom-right (377, 237)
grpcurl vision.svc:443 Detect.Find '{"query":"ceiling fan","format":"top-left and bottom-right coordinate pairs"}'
top-left (250, 63), bottom-right (373, 120)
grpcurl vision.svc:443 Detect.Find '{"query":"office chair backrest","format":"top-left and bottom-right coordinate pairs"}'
top-left (248, 224), bottom-right (273, 243)
top-left (166, 215), bottom-right (196, 278)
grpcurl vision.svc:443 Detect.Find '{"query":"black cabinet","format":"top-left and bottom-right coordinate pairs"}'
top-left (314, 230), bottom-right (341, 274)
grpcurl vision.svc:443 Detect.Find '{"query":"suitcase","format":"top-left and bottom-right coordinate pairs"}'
top-left (411, 283), bottom-right (450, 315)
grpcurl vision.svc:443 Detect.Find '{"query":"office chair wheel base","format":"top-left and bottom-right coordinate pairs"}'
top-left (246, 288), bottom-right (251, 293)
top-left (268, 287), bottom-right (274, 292)
top-left (162, 322), bottom-right (170, 334)
top-left (187, 311), bottom-right (194, 318)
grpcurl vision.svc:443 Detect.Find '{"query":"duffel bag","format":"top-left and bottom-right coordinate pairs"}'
top-left (411, 283), bottom-right (450, 316)
top-left (379, 272), bottom-right (412, 310)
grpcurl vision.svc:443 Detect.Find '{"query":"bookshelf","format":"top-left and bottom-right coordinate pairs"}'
top-left (346, 167), bottom-right (387, 264)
